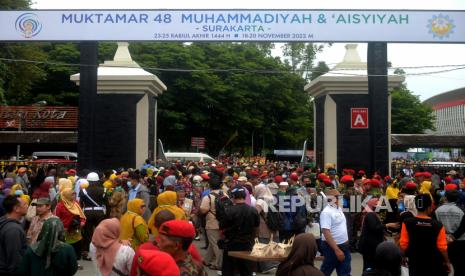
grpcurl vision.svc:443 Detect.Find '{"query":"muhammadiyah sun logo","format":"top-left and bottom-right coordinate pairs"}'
top-left (15, 13), bottom-right (42, 38)
top-left (427, 14), bottom-right (455, 39)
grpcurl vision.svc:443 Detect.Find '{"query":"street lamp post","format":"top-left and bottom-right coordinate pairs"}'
top-left (251, 129), bottom-right (255, 156)
top-left (16, 115), bottom-right (22, 161)
top-left (16, 101), bottom-right (47, 161)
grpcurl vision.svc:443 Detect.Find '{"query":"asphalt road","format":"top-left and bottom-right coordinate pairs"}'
top-left (76, 239), bottom-right (364, 276)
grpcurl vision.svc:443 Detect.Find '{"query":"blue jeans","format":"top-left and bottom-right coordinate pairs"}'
top-left (320, 241), bottom-right (351, 276)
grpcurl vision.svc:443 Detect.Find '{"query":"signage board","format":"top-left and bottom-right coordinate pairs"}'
top-left (0, 106), bottom-right (78, 129)
top-left (191, 137), bottom-right (206, 149)
top-left (0, 10), bottom-right (463, 42)
top-left (351, 108), bottom-right (369, 129)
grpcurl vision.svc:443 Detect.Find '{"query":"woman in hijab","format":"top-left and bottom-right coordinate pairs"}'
top-left (359, 198), bottom-right (400, 272)
top-left (43, 176), bottom-right (57, 202)
top-left (147, 191), bottom-right (187, 236)
top-left (119, 198), bottom-right (149, 249)
top-left (362, 241), bottom-right (402, 276)
top-left (276, 233), bottom-right (323, 276)
top-left (90, 218), bottom-right (135, 276)
top-left (11, 184), bottom-right (31, 205)
top-left (108, 179), bottom-right (127, 219)
top-left (58, 178), bottom-right (73, 193)
top-left (255, 184), bottom-right (279, 273)
top-left (2, 178), bottom-right (14, 195)
top-left (17, 217), bottom-right (78, 276)
top-left (54, 187), bottom-right (86, 262)
top-left (244, 182), bottom-right (256, 207)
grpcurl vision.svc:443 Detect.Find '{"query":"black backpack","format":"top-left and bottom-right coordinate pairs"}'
top-left (261, 209), bottom-right (283, 232)
top-left (292, 205), bottom-right (308, 232)
top-left (209, 190), bottom-right (233, 228)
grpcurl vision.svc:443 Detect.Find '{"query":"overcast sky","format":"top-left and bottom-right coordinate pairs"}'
top-left (31, 0), bottom-right (465, 100)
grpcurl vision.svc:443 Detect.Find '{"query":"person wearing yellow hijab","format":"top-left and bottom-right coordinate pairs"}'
top-left (119, 198), bottom-right (149, 249)
top-left (103, 174), bottom-right (117, 190)
top-left (58, 178), bottom-right (73, 193)
top-left (147, 191), bottom-right (187, 236)
top-left (51, 178), bottom-right (74, 203)
top-left (55, 188), bottom-right (86, 260)
top-left (9, 183), bottom-right (31, 205)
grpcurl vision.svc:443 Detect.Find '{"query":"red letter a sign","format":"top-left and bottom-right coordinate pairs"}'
top-left (351, 108), bottom-right (369, 129)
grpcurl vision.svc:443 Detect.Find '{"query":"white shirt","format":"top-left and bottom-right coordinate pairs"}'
top-left (89, 243), bottom-right (135, 276)
top-left (320, 204), bottom-right (348, 245)
top-left (250, 195), bottom-right (257, 207)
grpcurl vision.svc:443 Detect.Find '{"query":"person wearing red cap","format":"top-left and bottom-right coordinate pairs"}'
top-left (418, 172), bottom-right (434, 201)
top-left (66, 169), bottom-right (77, 176)
top-left (435, 188), bottom-right (465, 276)
top-left (402, 182), bottom-right (418, 216)
top-left (288, 173), bottom-right (299, 187)
top-left (136, 249), bottom-right (180, 276)
top-left (366, 179), bottom-right (382, 197)
top-left (130, 210), bottom-right (203, 276)
top-left (339, 174), bottom-right (361, 252)
top-left (157, 220), bottom-right (205, 275)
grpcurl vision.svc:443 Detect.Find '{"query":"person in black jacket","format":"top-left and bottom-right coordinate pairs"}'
top-left (359, 198), bottom-right (399, 272)
top-left (0, 195), bottom-right (28, 275)
top-left (221, 185), bottom-right (260, 276)
top-left (79, 172), bottom-right (106, 260)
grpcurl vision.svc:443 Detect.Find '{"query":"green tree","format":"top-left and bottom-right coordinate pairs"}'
top-left (281, 43), bottom-right (323, 80)
top-left (129, 42), bottom-right (313, 154)
top-left (0, 0), bottom-right (49, 106)
top-left (391, 85), bottom-right (435, 134)
top-left (310, 61), bottom-right (330, 80)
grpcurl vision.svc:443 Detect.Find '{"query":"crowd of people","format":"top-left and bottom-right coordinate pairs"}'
top-left (0, 159), bottom-right (464, 276)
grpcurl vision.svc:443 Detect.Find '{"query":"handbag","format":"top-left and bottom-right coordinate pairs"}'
top-left (275, 235), bottom-right (295, 257)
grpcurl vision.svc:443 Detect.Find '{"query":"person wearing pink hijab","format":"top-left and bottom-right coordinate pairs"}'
top-left (89, 218), bottom-right (135, 276)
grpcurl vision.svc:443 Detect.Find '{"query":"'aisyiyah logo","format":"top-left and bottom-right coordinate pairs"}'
top-left (427, 14), bottom-right (455, 39)
top-left (15, 13), bottom-right (42, 38)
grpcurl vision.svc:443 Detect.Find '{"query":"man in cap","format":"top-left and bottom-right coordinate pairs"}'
top-left (446, 170), bottom-right (461, 186)
top-left (320, 189), bottom-right (351, 276)
top-left (158, 220), bottom-right (205, 275)
top-left (221, 185), bottom-right (260, 276)
top-left (15, 167), bottom-right (29, 194)
top-left (26, 197), bottom-right (56, 244)
top-left (327, 169), bottom-right (339, 190)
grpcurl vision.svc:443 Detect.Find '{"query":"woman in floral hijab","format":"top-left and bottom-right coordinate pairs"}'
top-left (17, 217), bottom-right (78, 275)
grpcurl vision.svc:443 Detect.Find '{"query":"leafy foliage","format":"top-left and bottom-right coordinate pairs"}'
top-left (391, 85), bottom-right (435, 134)
top-left (281, 43), bottom-right (323, 80)
top-left (130, 42), bottom-right (313, 154)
